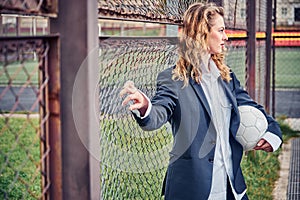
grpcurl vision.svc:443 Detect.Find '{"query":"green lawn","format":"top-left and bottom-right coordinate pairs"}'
top-left (0, 46), bottom-right (299, 199)
top-left (275, 48), bottom-right (300, 88)
top-left (0, 61), bottom-right (39, 85)
top-left (0, 117), bottom-right (41, 199)
top-left (226, 47), bottom-right (300, 88)
top-left (0, 117), bottom-right (298, 199)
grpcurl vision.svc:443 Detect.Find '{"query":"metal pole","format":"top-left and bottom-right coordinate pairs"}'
top-left (246, 0), bottom-right (256, 99)
top-left (16, 16), bottom-right (20, 36)
top-left (47, 36), bottom-right (62, 200)
top-left (272, 37), bottom-right (276, 117)
top-left (50, 0), bottom-right (99, 199)
top-left (265, 0), bottom-right (273, 113)
top-left (0, 16), bottom-right (2, 35)
top-left (273, 0), bottom-right (277, 30)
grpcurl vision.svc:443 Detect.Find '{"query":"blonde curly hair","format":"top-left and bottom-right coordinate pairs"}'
top-left (172, 2), bottom-right (231, 87)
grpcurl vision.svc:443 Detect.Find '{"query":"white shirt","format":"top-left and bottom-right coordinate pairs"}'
top-left (199, 58), bottom-right (281, 199)
top-left (201, 59), bottom-right (244, 199)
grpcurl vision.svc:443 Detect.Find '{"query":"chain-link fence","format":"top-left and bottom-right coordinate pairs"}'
top-left (98, 0), bottom-right (272, 199)
top-left (0, 0), bottom-right (58, 199)
top-left (273, 34), bottom-right (300, 131)
top-left (0, 38), bottom-right (50, 199)
top-left (0, 0), bottom-right (57, 16)
top-left (99, 37), bottom-right (176, 200)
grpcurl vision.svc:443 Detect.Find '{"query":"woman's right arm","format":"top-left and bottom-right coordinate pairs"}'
top-left (120, 68), bottom-right (178, 131)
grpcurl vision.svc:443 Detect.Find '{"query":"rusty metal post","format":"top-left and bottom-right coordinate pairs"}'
top-left (272, 36), bottom-right (276, 117)
top-left (0, 16), bottom-right (3, 35)
top-left (50, 0), bottom-right (99, 199)
top-left (47, 36), bottom-right (62, 200)
top-left (16, 17), bottom-right (21, 36)
top-left (246, 0), bottom-right (256, 99)
top-left (265, 0), bottom-right (273, 113)
top-left (273, 0), bottom-right (277, 30)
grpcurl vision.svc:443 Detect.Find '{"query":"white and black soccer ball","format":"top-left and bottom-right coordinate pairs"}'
top-left (236, 105), bottom-right (268, 151)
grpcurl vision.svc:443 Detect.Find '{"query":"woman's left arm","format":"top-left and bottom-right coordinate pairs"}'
top-left (231, 72), bottom-right (282, 152)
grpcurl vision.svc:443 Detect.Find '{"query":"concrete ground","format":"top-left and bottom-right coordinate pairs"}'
top-left (272, 118), bottom-right (300, 199)
top-left (272, 140), bottom-right (292, 200)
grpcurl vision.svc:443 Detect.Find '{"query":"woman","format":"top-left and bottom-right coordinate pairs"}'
top-left (120, 2), bottom-right (282, 200)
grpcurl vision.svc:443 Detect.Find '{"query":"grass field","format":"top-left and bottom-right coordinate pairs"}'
top-left (0, 117), bottom-right (298, 199)
top-left (0, 61), bottom-right (39, 85)
top-left (226, 47), bottom-right (300, 88)
top-left (274, 48), bottom-right (300, 88)
top-left (0, 46), bottom-right (299, 198)
top-left (0, 118), bottom-right (41, 199)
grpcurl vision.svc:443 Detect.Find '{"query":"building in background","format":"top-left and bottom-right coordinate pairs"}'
top-left (276, 0), bottom-right (300, 29)
top-left (0, 14), bottom-right (49, 36)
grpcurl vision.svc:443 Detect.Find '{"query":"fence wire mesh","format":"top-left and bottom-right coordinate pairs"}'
top-left (273, 34), bottom-right (300, 131)
top-left (0, 39), bottom-right (50, 199)
top-left (98, 0), bottom-right (197, 24)
top-left (98, 0), bottom-right (249, 30)
top-left (256, 40), bottom-right (267, 106)
top-left (0, 0), bottom-right (57, 16)
top-left (256, 0), bottom-right (267, 32)
top-left (99, 37), bottom-right (177, 200)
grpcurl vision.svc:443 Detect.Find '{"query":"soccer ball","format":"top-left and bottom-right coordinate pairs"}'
top-left (236, 105), bottom-right (268, 151)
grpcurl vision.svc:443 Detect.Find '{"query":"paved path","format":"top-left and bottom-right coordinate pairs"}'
top-left (273, 140), bottom-right (292, 200)
top-left (286, 138), bottom-right (300, 199)
top-left (273, 136), bottom-right (300, 200)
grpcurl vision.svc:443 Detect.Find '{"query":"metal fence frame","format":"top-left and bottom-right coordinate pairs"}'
top-left (0, 34), bottom-right (61, 199)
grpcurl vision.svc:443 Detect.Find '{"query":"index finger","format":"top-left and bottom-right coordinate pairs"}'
top-left (120, 81), bottom-right (138, 97)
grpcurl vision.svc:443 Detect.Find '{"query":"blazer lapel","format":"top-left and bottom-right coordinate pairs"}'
top-left (189, 78), bottom-right (212, 119)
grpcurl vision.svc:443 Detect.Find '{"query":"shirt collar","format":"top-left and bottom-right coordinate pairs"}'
top-left (201, 58), bottom-right (220, 82)
top-left (209, 58), bottom-right (221, 80)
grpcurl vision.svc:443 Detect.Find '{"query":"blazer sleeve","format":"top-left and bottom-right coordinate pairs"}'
top-left (133, 67), bottom-right (179, 131)
top-left (231, 72), bottom-right (282, 141)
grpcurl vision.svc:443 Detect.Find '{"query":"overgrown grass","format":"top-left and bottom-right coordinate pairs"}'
top-left (0, 117), bottom-right (41, 199)
top-left (242, 120), bottom-right (300, 200)
top-left (241, 149), bottom-right (280, 199)
top-left (1, 117), bottom-right (299, 199)
top-left (100, 117), bottom-right (171, 199)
